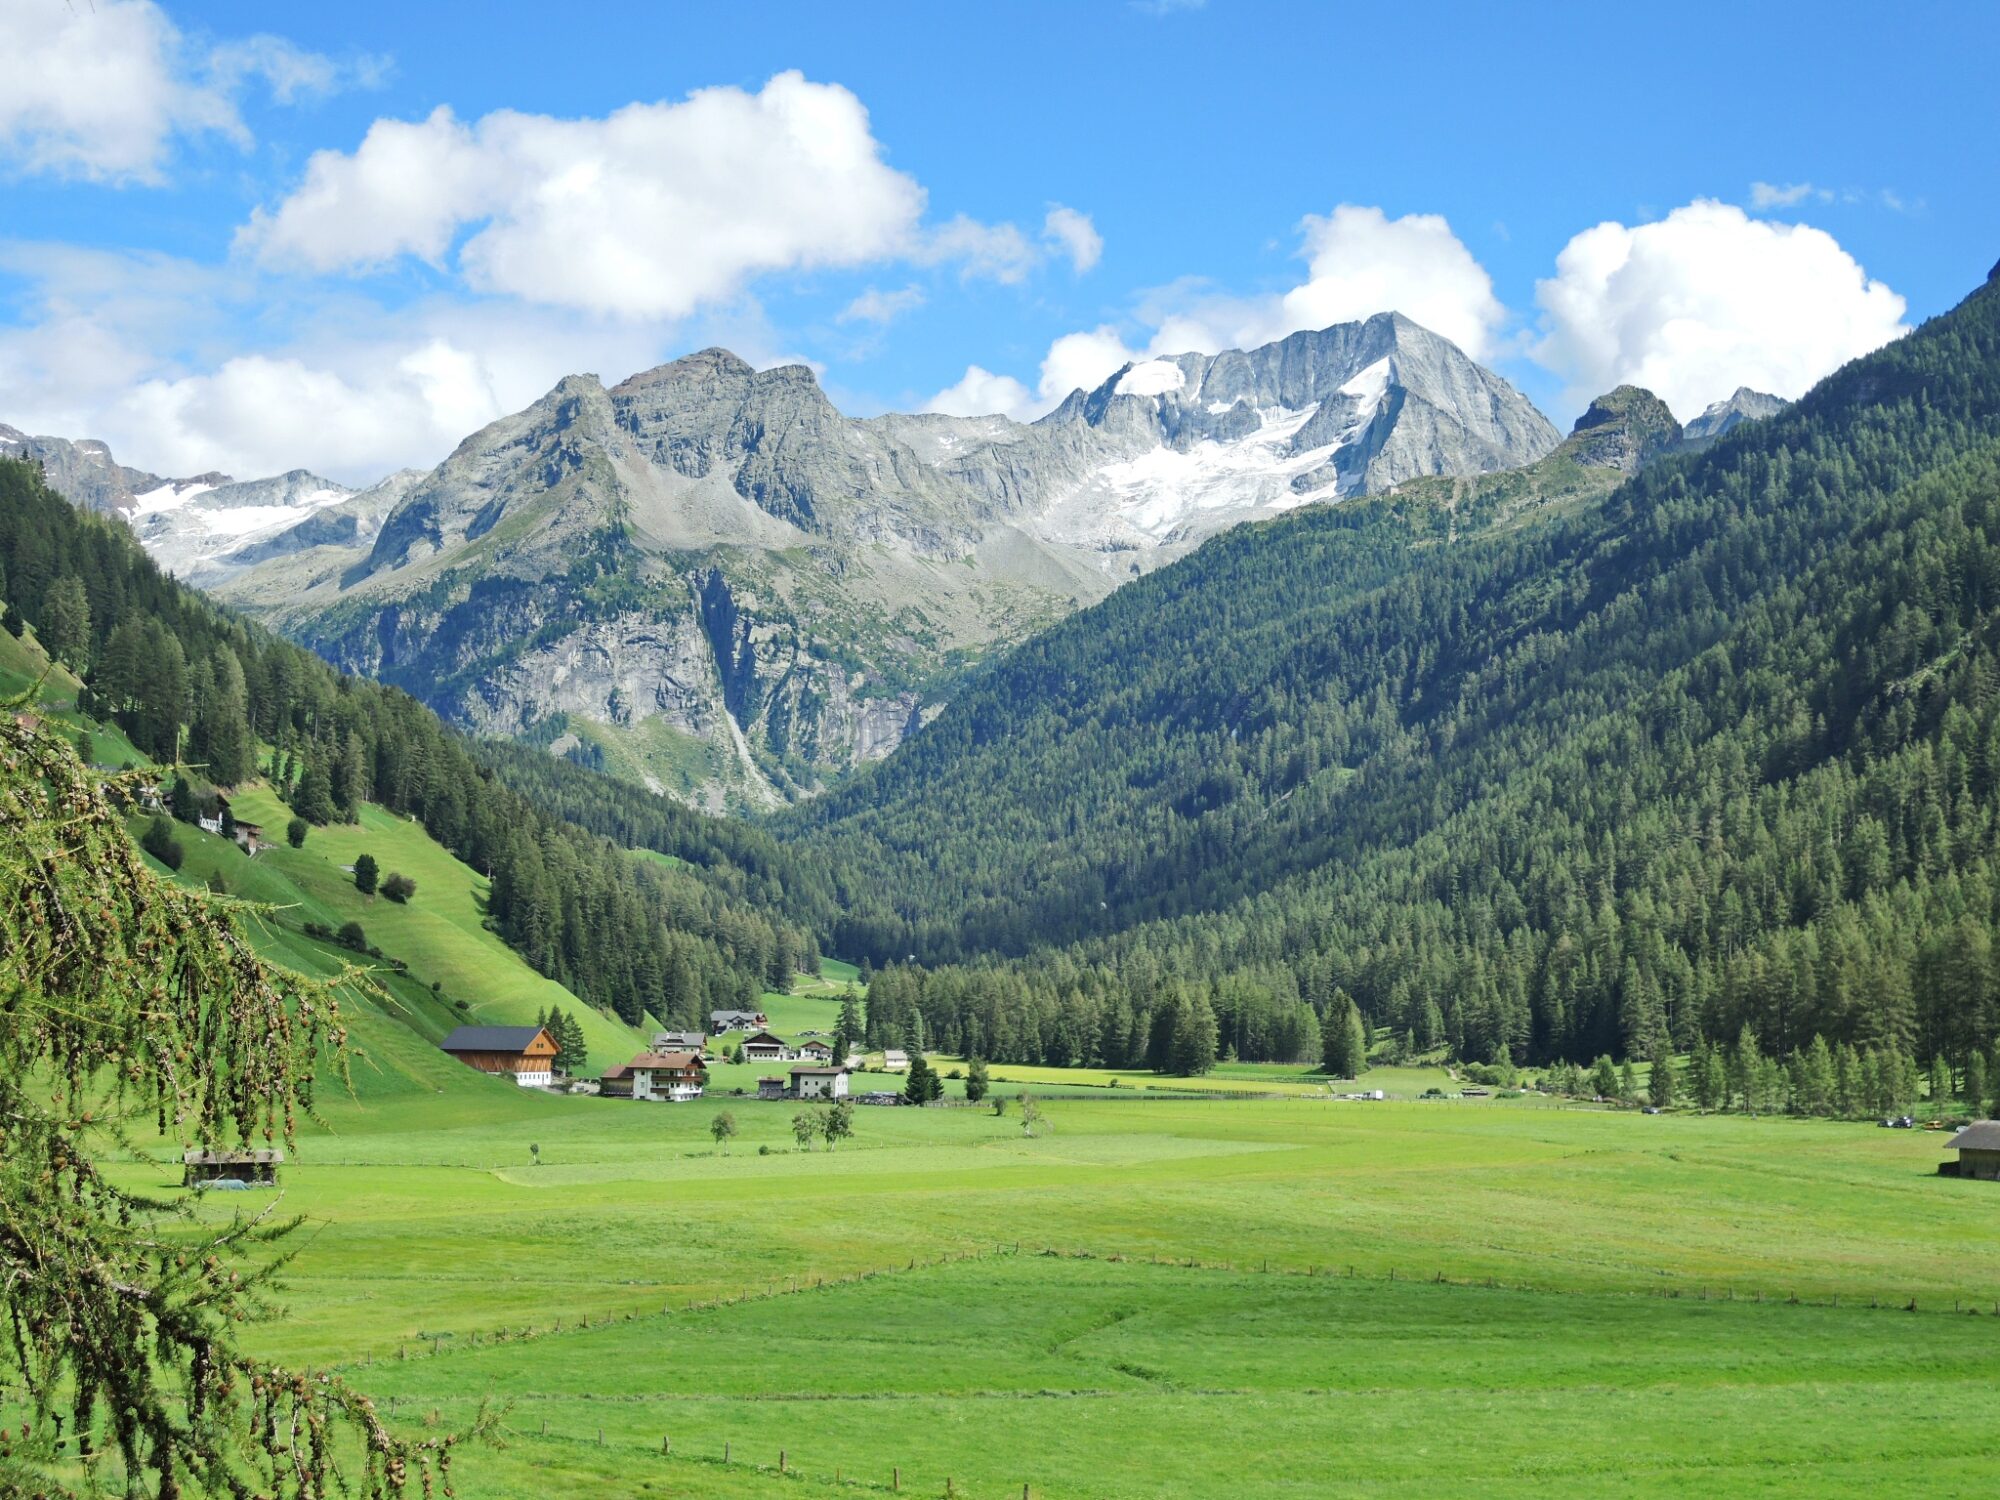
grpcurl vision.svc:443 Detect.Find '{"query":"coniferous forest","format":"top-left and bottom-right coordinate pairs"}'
top-left (787, 267), bottom-right (2000, 1081)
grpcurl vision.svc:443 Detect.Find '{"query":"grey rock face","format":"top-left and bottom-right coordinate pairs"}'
top-left (63, 312), bottom-right (1559, 811)
top-left (1555, 386), bottom-right (1683, 472)
top-left (0, 423), bottom-right (178, 513)
top-left (904, 313), bottom-right (1561, 570)
top-left (1681, 388), bottom-right (1788, 450)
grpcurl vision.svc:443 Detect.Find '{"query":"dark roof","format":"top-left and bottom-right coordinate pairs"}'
top-left (789, 1064), bottom-right (844, 1076)
top-left (741, 1030), bottom-right (787, 1046)
top-left (1947, 1120), bottom-right (2000, 1151)
top-left (440, 1025), bottom-right (549, 1053)
top-left (183, 1148), bottom-right (284, 1164)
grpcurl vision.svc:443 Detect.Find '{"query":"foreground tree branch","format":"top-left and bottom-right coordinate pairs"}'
top-left (0, 703), bottom-right (479, 1497)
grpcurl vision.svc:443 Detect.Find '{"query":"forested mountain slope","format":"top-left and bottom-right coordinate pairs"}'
top-left (0, 457), bottom-right (820, 1034)
top-left (795, 264), bottom-right (2000, 1073)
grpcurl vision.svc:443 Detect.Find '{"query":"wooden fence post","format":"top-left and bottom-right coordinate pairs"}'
top-left (893, 1464), bottom-right (900, 1490)
top-left (725, 1441), bottom-right (731, 1463)
top-left (780, 1449), bottom-right (787, 1472)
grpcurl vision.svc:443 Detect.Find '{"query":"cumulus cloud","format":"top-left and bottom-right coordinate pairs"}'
top-left (1043, 206), bottom-right (1103, 274)
top-left (1534, 199), bottom-right (1909, 418)
top-left (0, 0), bottom-right (242, 182)
top-left (0, 242), bottom-right (711, 482)
top-left (925, 365), bottom-right (1035, 420)
top-left (242, 72), bottom-right (1057, 318)
top-left (1036, 325), bottom-right (1143, 404)
top-left (837, 285), bottom-right (926, 326)
top-left (0, 1), bottom-right (376, 184)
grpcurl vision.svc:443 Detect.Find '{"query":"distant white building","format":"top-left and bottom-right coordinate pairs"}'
top-left (789, 1066), bottom-right (849, 1101)
top-left (626, 1051), bottom-right (707, 1102)
top-left (881, 1049), bottom-right (910, 1074)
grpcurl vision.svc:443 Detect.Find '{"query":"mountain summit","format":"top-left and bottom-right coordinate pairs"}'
top-left (27, 316), bottom-right (1562, 809)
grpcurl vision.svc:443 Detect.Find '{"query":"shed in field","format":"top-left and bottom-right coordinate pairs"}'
top-left (183, 1148), bottom-right (283, 1187)
top-left (1942, 1120), bottom-right (2000, 1179)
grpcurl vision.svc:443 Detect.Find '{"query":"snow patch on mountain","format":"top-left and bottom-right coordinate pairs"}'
top-left (1115, 359), bottom-right (1188, 398)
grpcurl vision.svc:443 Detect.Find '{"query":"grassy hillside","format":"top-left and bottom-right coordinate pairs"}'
top-left (144, 788), bottom-right (649, 1076)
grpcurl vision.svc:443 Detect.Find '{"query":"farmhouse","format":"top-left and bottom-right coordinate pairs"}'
top-left (438, 1025), bottom-right (559, 1087)
top-left (789, 1065), bottom-right (849, 1100)
top-left (1942, 1120), bottom-right (2000, 1179)
top-left (757, 1076), bottom-right (788, 1100)
top-left (796, 1038), bottom-right (834, 1063)
top-left (740, 1029), bottom-right (793, 1062)
top-left (711, 1008), bottom-right (769, 1033)
top-left (598, 1064), bottom-right (634, 1099)
top-left (652, 1029), bottom-right (708, 1056)
top-left (183, 1148), bottom-right (282, 1187)
top-left (232, 819), bottom-right (264, 854)
top-left (882, 1049), bottom-right (910, 1074)
top-left (627, 1050), bottom-right (707, 1102)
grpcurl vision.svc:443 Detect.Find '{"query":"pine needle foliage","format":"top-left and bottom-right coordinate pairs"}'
top-left (0, 706), bottom-right (473, 1498)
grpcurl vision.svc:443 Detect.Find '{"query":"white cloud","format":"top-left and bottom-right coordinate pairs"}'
top-left (0, 1), bottom-right (374, 184)
top-left (1037, 325), bottom-right (1143, 405)
top-left (921, 214), bottom-right (1040, 284)
top-left (925, 365), bottom-right (1035, 420)
top-left (0, 242), bottom-right (709, 482)
top-left (1278, 205), bottom-right (1505, 360)
top-left (1043, 206), bottom-right (1103, 274)
top-left (837, 285), bottom-right (926, 326)
top-left (1749, 181), bottom-right (1828, 209)
top-left (0, 0), bottom-right (241, 182)
top-left (1534, 199), bottom-right (1909, 419)
top-left (208, 35), bottom-right (391, 106)
top-left (243, 72), bottom-right (959, 319)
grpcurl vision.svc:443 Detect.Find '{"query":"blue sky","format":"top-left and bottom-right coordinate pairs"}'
top-left (0, 0), bottom-right (1992, 482)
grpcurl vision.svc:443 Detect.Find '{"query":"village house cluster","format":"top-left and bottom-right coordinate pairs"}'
top-left (433, 1017), bottom-right (862, 1105)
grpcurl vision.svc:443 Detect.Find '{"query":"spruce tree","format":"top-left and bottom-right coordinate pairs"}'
top-left (964, 1056), bottom-right (990, 1103)
top-left (1647, 1039), bottom-right (1677, 1109)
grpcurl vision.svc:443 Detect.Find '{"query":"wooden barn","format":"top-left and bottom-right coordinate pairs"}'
top-left (183, 1147), bottom-right (282, 1187)
top-left (438, 1025), bottom-right (559, 1087)
top-left (1942, 1120), bottom-right (2000, 1179)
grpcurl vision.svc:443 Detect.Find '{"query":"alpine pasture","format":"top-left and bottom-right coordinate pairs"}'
top-left (108, 1053), bottom-right (2000, 1499)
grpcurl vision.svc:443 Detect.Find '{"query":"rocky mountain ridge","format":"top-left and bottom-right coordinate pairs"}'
top-left (14, 315), bottom-right (1781, 812)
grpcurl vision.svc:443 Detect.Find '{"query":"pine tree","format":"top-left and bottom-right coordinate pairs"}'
top-left (37, 574), bottom-right (89, 670)
top-left (1170, 988), bottom-right (1219, 1076)
top-left (353, 852), bottom-right (379, 895)
top-left (1647, 1038), bottom-right (1677, 1109)
top-left (964, 1056), bottom-right (990, 1103)
top-left (1591, 1055), bottom-right (1618, 1099)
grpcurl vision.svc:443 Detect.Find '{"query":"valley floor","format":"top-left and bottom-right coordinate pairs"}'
top-left (82, 1089), bottom-right (2000, 1497)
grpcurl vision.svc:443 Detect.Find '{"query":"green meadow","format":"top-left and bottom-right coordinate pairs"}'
top-left (85, 1065), bottom-right (2000, 1499)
